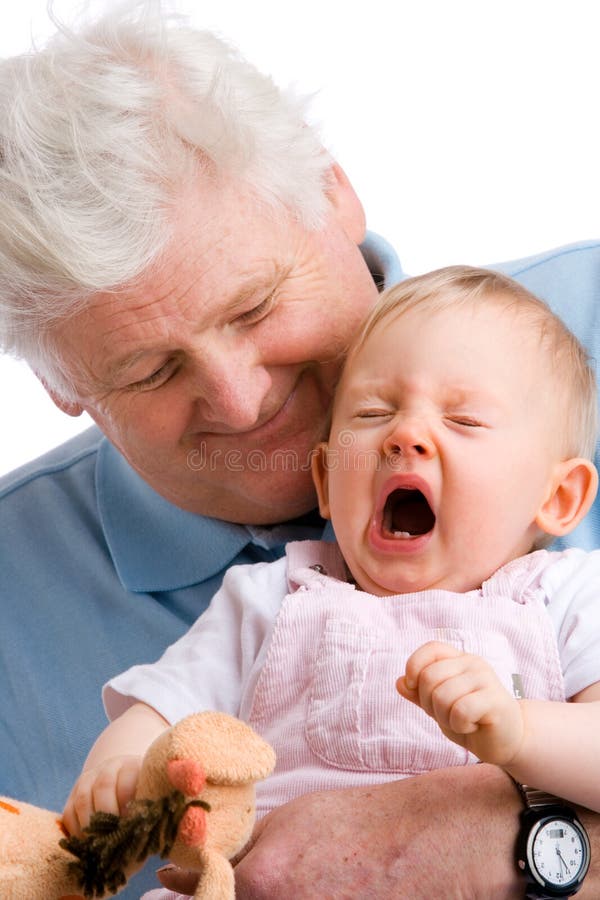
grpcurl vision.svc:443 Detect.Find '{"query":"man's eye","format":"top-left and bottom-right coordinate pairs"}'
top-left (235, 293), bottom-right (275, 325)
top-left (131, 361), bottom-right (176, 391)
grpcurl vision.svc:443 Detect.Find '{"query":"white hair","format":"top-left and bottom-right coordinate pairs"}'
top-left (0, 1), bottom-right (332, 397)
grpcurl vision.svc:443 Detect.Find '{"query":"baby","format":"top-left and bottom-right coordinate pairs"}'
top-left (64, 265), bottom-right (600, 842)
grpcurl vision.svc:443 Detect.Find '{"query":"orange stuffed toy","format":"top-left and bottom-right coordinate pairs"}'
top-left (0, 712), bottom-right (276, 900)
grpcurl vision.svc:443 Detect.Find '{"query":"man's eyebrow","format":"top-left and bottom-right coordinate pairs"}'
top-left (108, 348), bottom-right (160, 383)
top-left (223, 268), bottom-right (286, 314)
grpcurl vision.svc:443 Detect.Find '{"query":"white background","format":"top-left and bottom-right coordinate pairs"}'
top-left (1, 0), bottom-right (599, 475)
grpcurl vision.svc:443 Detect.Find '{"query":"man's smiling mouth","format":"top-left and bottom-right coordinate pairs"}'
top-left (381, 487), bottom-right (436, 539)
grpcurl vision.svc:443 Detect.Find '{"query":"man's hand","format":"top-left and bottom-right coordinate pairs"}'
top-left (397, 640), bottom-right (524, 766)
top-left (62, 754), bottom-right (142, 837)
top-left (158, 764), bottom-right (526, 899)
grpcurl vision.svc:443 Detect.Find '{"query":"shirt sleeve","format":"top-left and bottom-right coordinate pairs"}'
top-left (541, 548), bottom-right (600, 699)
top-left (103, 556), bottom-right (289, 724)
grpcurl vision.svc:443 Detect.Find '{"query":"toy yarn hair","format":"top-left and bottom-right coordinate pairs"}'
top-left (60, 791), bottom-right (210, 898)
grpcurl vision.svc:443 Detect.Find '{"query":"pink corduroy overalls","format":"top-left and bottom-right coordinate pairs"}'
top-left (244, 541), bottom-right (565, 817)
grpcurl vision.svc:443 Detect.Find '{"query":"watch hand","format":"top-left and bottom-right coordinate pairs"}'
top-left (555, 846), bottom-right (571, 875)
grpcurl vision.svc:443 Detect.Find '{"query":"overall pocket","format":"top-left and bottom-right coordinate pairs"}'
top-left (305, 619), bottom-right (478, 774)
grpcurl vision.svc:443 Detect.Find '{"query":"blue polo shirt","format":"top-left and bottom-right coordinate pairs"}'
top-left (1, 234), bottom-right (599, 898)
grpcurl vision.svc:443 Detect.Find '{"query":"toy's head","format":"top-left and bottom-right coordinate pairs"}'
top-left (57, 712), bottom-right (275, 898)
top-left (136, 712), bottom-right (276, 869)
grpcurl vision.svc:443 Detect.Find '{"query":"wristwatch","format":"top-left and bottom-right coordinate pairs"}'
top-left (514, 783), bottom-right (591, 898)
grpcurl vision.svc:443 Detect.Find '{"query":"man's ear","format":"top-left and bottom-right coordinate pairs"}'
top-left (535, 458), bottom-right (599, 537)
top-left (325, 162), bottom-right (366, 245)
top-left (38, 377), bottom-right (84, 418)
top-left (311, 442), bottom-right (332, 520)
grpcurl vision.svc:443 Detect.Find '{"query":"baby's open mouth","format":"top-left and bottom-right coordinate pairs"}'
top-left (382, 488), bottom-right (436, 538)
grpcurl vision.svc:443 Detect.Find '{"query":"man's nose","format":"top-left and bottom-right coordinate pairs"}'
top-left (187, 337), bottom-right (272, 431)
top-left (382, 416), bottom-right (436, 459)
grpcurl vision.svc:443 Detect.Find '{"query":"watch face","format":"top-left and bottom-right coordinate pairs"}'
top-left (528, 816), bottom-right (590, 891)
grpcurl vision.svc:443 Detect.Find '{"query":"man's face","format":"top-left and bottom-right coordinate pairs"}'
top-left (50, 172), bottom-right (379, 523)
top-left (314, 301), bottom-right (562, 594)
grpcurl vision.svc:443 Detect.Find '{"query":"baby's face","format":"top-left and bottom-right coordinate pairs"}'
top-left (314, 299), bottom-right (561, 594)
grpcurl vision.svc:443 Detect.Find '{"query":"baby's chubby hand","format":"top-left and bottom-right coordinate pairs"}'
top-left (396, 640), bottom-right (524, 766)
top-left (62, 754), bottom-right (142, 837)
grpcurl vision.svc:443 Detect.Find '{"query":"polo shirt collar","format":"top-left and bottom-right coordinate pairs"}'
top-left (96, 439), bottom-right (251, 592)
top-left (360, 230), bottom-right (404, 289)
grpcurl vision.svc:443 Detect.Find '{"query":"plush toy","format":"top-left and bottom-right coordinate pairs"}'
top-left (0, 712), bottom-right (276, 900)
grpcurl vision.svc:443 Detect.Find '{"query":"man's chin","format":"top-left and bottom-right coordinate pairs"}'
top-left (159, 471), bottom-right (319, 525)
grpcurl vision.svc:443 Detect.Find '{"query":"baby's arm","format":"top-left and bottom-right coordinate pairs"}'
top-left (62, 702), bottom-right (169, 836)
top-left (397, 640), bottom-right (600, 812)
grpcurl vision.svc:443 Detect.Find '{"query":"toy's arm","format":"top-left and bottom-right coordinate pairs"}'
top-left (63, 702), bottom-right (169, 836)
top-left (193, 850), bottom-right (236, 900)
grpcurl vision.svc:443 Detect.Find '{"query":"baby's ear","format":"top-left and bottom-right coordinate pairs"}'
top-left (311, 442), bottom-right (332, 520)
top-left (535, 458), bottom-right (598, 537)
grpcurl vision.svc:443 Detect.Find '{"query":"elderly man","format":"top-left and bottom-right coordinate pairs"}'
top-left (1, 5), bottom-right (599, 898)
